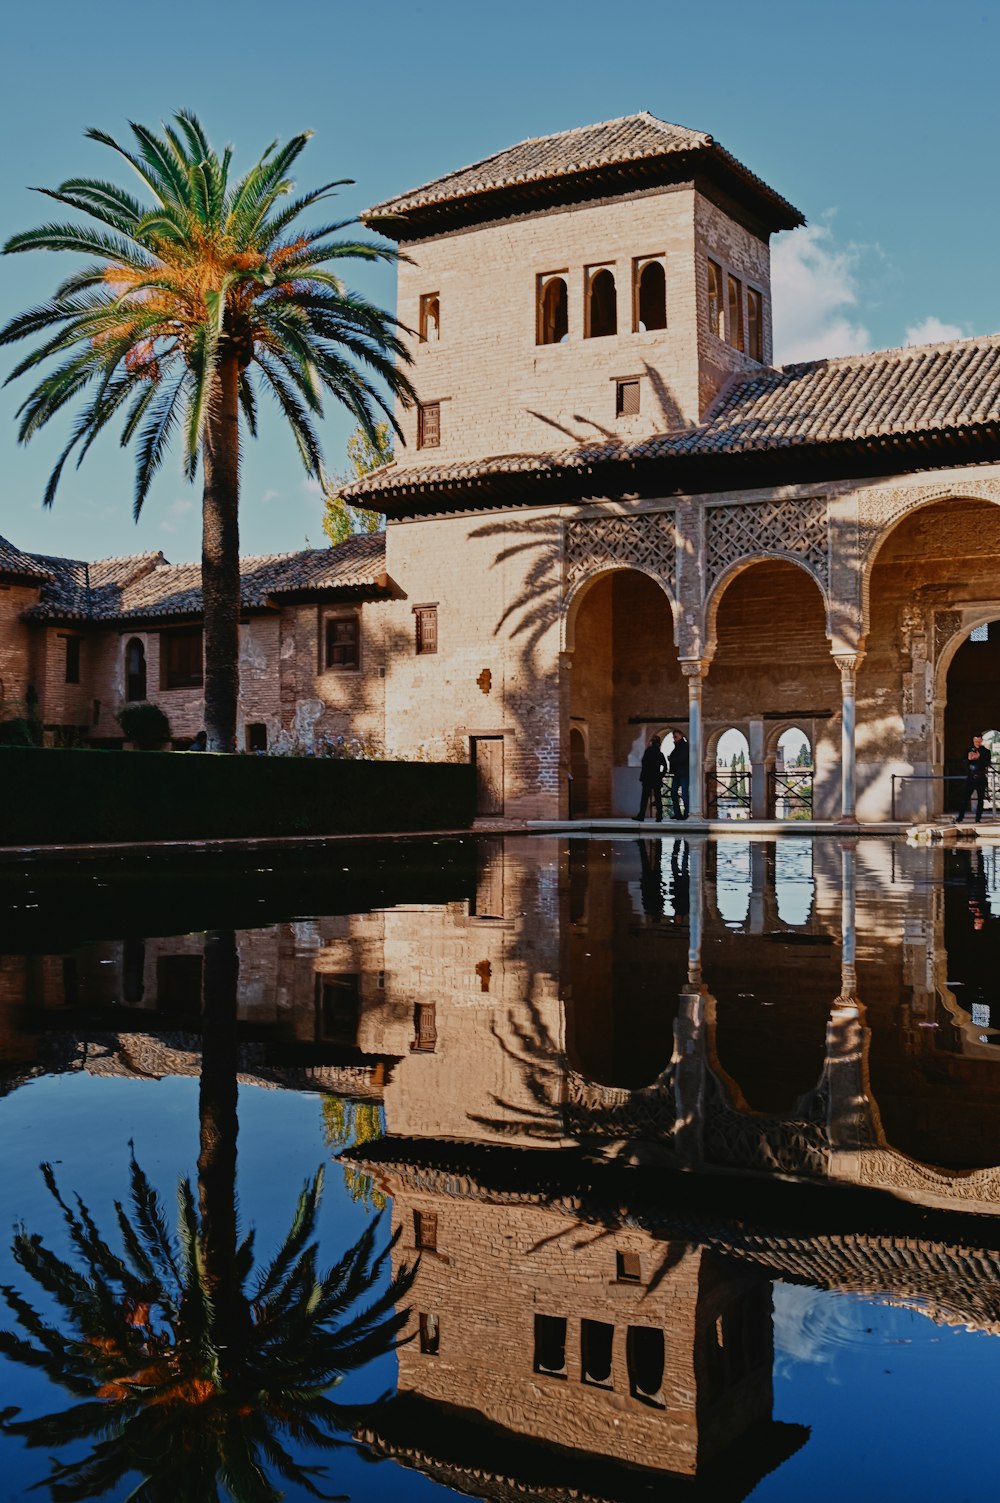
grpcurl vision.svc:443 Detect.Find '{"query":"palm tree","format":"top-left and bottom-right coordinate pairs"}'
top-left (0, 1158), bottom-right (416, 1501)
top-left (0, 112), bottom-right (415, 749)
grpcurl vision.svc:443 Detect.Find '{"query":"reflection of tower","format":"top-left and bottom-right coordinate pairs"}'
top-left (361, 1176), bottom-right (806, 1498)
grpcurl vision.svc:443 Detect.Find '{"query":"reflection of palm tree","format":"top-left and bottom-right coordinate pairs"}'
top-left (0, 929), bottom-right (417, 1500)
top-left (0, 1159), bottom-right (415, 1501)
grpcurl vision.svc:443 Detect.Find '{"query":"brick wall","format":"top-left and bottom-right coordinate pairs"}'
top-left (394, 187), bottom-right (772, 466)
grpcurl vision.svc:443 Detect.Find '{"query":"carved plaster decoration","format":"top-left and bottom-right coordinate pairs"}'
top-left (564, 510), bottom-right (676, 597)
top-left (856, 473), bottom-right (1000, 564)
top-left (705, 495), bottom-right (829, 592)
top-left (934, 610), bottom-right (963, 662)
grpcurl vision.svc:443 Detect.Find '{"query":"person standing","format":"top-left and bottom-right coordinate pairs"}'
top-left (668, 730), bottom-right (690, 820)
top-left (955, 733), bottom-right (992, 824)
top-left (635, 735), bottom-right (667, 822)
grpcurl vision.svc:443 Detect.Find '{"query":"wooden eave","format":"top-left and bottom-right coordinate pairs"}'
top-left (372, 424), bottom-right (1000, 519)
top-left (365, 147), bottom-right (803, 243)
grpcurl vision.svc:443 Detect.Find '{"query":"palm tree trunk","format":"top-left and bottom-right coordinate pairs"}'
top-left (201, 353), bottom-right (241, 753)
top-left (197, 929), bottom-right (251, 1356)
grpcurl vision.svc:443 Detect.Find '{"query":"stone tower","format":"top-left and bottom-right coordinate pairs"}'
top-left (364, 113), bottom-right (803, 463)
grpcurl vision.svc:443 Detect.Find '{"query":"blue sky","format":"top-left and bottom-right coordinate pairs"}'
top-left (1, 0), bottom-right (997, 563)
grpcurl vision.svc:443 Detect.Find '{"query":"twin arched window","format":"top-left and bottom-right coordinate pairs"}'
top-left (538, 259), bottom-right (668, 344)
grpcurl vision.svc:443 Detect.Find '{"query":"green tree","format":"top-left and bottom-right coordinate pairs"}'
top-left (322, 423), bottom-right (392, 545)
top-left (0, 113), bottom-right (415, 751)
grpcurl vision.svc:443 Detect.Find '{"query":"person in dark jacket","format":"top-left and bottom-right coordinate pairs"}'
top-left (635, 735), bottom-right (667, 822)
top-left (668, 730), bottom-right (690, 820)
top-left (955, 733), bottom-right (993, 823)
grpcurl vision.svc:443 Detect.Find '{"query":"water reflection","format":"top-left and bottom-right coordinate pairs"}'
top-left (0, 926), bottom-right (416, 1501)
top-left (4, 835), bottom-right (1000, 1497)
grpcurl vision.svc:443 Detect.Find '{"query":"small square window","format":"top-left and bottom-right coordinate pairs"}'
top-left (245, 722), bottom-right (268, 752)
top-left (325, 616), bottom-right (359, 670)
top-left (317, 973), bottom-right (360, 1043)
top-left (414, 1210), bottom-right (438, 1251)
top-left (64, 636), bottom-right (81, 684)
top-left (163, 628), bottom-right (203, 689)
top-left (419, 293), bottom-right (440, 343)
top-left (415, 605), bottom-right (438, 655)
top-left (616, 1250), bottom-right (642, 1283)
top-left (419, 1313), bottom-right (440, 1356)
top-left (418, 402), bottom-right (441, 448)
top-left (411, 1002), bottom-right (437, 1052)
top-left (616, 379), bottom-right (640, 417)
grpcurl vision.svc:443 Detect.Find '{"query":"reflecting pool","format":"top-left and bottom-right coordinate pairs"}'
top-left (2, 834), bottom-right (1000, 1501)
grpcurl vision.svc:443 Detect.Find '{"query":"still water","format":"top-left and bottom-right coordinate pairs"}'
top-left (1, 834), bottom-right (1000, 1501)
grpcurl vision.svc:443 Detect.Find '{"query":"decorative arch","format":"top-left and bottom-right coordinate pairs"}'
top-left (562, 510), bottom-right (677, 650)
top-left (564, 565), bottom-right (678, 651)
top-left (859, 485), bottom-right (1000, 631)
top-left (704, 552), bottom-right (831, 658)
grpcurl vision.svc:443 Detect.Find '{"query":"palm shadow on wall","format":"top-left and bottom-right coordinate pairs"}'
top-left (0, 931), bottom-right (417, 1502)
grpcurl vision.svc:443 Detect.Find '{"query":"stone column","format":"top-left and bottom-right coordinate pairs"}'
top-left (682, 660), bottom-right (707, 820)
top-left (748, 717), bottom-right (768, 819)
top-left (834, 653), bottom-right (863, 823)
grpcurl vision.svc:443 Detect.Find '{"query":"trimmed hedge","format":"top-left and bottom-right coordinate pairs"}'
top-left (0, 747), bottom-right (476, 845)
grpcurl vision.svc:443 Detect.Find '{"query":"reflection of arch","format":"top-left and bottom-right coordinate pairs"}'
top-left (537, 274), bottom-right (568, 345)
top-left (125, 637), bottom-right (146, 702)
top-left (704, 554), bottom-right (831, 655)
top-left (586, 267), bottom-right (617, 338)
top-left (569, 726), bottom-right (589, 818)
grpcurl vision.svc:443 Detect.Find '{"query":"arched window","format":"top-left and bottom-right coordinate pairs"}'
top-left (125, 637), bottom-right (146, 702)
top-left (635, 259), bottom-right (666, 331)
top-left (419, 292), bottom-right (440, 343)
top-left (774, 727), bottom-right (812, 821)
top-left (586, 266), bottom-right (617, 338)
top-left (537, 274), bottom-right (568, 345)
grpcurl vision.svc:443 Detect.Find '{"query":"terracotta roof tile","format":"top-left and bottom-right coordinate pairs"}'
top-left (0, 534), bottom-right (52, 582)
top-left (344, 334), bottom-right (1000, 506)
top-left (23, 533), bottom-right (388, 623)
top-left (364, 111), bottom-right (803, 232)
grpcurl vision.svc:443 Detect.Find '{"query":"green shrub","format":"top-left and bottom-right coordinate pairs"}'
top-left (0, 747), bottom-right (476, 845)
top-left (116, 702), bottom-right (171, 749)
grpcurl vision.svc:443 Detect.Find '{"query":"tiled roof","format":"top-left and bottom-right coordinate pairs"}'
top-left (23, 532), bottom-right (388, 623)
top-left (344, 334), bottom-right (1000, 509)
top-left (25, 550), bottom-right (165, 621)
top-left (364, 112), bottom-right (804, 232)
top-left (0, 534), bottom-right (52, 582)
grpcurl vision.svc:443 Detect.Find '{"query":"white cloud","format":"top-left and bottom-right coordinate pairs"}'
top-left (771, 219), bottom-right (872, 365)
top-left (261, 487), bottom-right (281, 505)
top-left (904, 315), bottom-right (967, 347)
top-left (157, 496), bottom-right (195, 535)
top-left (300, 477), bottom-right (323, 498)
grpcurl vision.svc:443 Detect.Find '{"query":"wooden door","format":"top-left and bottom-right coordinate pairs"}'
top-left (472, 736), bottom-right (504, 816)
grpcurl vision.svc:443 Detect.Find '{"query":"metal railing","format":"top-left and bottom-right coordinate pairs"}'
top-left (890, 770), bottom-right (1000, 822)
top-left (706, 769), bottom-right (752, 818)
top-left (769, 767), bottom-right (813, 820)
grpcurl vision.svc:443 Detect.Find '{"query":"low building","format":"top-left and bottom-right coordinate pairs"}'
top-left (0, 532), bottom-right (395, 751)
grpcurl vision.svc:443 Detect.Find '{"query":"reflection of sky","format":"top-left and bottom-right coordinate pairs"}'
top-left (765, 1281), bottom-right (1000, 1503)
top-left (715, 841), bottom-right (751, 926)
top-left (774, 840), bottom-right (815, 927)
